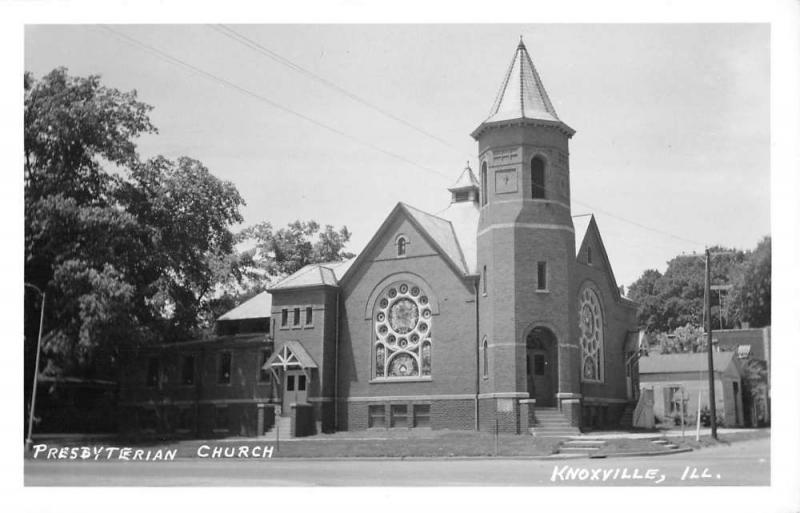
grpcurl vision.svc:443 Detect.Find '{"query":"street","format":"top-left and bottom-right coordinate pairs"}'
top-left (24, 436), bottom-right (769, 486)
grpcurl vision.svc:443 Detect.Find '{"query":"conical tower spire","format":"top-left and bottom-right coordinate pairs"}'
top-left (472, 37), bottom-right (574, 138)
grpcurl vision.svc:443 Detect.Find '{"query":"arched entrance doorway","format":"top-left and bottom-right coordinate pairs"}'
top-left (526, 327), bottom-right (558, 407)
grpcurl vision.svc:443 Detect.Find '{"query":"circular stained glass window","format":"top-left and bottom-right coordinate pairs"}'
top-left (373, 282), bottom-right (433, 379)
top-left (389, 298), bottom-right (419, 334)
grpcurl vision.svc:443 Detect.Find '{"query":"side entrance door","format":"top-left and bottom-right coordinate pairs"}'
top-left (281, 370), bottom-right (308, 416)
top-left (528, 349), bottom-right (554, 407)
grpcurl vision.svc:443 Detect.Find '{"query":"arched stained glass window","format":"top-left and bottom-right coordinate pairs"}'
top-left (579, 286), bottom-right (604, 383)
top-left (373, 282), bottom-right (433, 379)
top-left (531, 157), bottom-right (546, 199)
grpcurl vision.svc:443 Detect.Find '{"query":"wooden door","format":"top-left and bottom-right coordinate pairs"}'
top-left (282, 370), bottom-right (308, 415)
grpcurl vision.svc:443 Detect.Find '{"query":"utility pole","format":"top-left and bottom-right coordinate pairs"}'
top-left (704, 249), bottom-right (718, 440)
top-left (703, 250), bottom-right (735, 440)
top-left (25, 283), bottom-right (46, 451)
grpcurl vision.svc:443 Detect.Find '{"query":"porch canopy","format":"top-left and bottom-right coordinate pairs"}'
top-left (263, 340), bottom-right (318, 375)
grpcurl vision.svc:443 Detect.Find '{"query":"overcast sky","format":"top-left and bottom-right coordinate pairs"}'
top-left (24, 24), bottom-right (770, 288)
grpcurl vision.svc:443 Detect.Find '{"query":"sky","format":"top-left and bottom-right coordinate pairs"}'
top-left (23, 23), bottom-right (770, 288)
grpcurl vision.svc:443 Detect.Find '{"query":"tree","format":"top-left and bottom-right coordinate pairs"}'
top-left (627, 269), bottom-right (662, 330)
top-left (730, 236), bottom-right (771, 328)
top-left (25, 68), bottom-right (245, 378)
top-left (208, 220), bottom-right (355, 319)
top-left (739, 358), bottom-right (769, 426)
top-left (626, 246), bottom-right (748, 332)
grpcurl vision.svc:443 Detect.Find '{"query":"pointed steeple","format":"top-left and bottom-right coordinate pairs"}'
top-left (447, 162), bottom-right (480, 203)
top-left (472, 37), bottom-right (574, 139)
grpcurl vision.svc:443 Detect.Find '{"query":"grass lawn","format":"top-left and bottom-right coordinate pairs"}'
top-left (268, 430), bottom-right (565, 458)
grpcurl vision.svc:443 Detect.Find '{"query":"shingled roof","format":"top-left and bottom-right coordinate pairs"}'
top-left (218, 291), bottom-right (272, 321)
top-left (402, 203), bottom-right (469, 275)
top-left (269, 259), bottom-right (355, 291)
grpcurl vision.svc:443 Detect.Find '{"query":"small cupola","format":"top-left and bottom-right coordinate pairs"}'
top-left (448, 162), bottom-right (480, 204)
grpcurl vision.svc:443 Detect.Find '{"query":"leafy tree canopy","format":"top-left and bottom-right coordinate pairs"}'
top-left (25, 68), bottom-right (245, 376)
top-left (627, 238), bottom-right (770, 333)
top-left (25, 68), bottom-right (357, 382)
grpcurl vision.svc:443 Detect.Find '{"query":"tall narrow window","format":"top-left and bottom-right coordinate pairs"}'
top-left (579, 286), bottom-right (604, 383)
top-left (218, 352), bottom-right (232, 384)
top-left (146, 357), bottom-right (159, 387)
top-left (537, 261), bottom-right (547, 290)
top-left (482, 265), bottom-right (488, 295)
top-left (482, 339), bottom-right (489, 378)
top-left (587, 246), bottom-right (593, 264)
top-left (531, 157), bottom-right (546, 199)
top-left (293, 307), bottom-right (300, 326)
top-left (281, 308), bottom-right (288, 327)
top-left (396, 236), bottom-right (407, 257)
top-left (305, 306), bottom-right (313, 325)
top-left (181, 355), bottom-right (195, 385)
top-left (214, 406), bottom-right (229, 431)
top-left (480, 161), bottom-right (488, 206)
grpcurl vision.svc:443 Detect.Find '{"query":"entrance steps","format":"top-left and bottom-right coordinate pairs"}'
top-left (263, 415), bottom-right (293, 439)
top-left (530, 407), bottom-right (581, 437)
top-left (557, 439), bottom-right (607, 456)
top-left (618, 402), bottom-right (636, 429)
top-left (651, 438), bottom-right (680, 450)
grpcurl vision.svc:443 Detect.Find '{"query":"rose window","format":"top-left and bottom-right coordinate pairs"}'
top-left (578, 286), bottom-right (603, 382)
top-left (374, 282), bottom-right (432, 379)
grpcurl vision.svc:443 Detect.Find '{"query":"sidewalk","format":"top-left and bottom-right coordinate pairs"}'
top-left (569, 427), bottom-right (768, 440)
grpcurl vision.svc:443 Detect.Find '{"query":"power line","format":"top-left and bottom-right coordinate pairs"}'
top-left (209, 24), bottom-right (470, 160)
top-left (572, 198), bottom-right (705, 247)
top-left (97, 25), bottom-right (705, 250)
top-left (96, 25), bottom-right (452, 182)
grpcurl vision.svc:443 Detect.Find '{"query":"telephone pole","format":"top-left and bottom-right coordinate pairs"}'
top-left (704, 248), bottom-right (717, 440)
top-left (703, 250), bottom-right (735, 440)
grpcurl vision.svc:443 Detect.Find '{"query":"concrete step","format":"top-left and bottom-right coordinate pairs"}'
top-left (265, 416), bottom-right (293, 439)
top-left (531, 429), bottom-right (582, 437)
top-left (563, 440), bottom-right (607, 447)
top-left (560, 446), bottom-right (600, 453)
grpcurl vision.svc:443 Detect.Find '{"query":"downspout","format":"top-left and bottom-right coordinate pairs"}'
top-left (333, 290), bottom-right (341, 431)
top-left (474, 279), bottom-right (480, 431)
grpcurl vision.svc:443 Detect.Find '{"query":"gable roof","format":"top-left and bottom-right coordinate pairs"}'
top-left (572, 214), bottom-right (593, 257)
top-left (269, 258), bottom-right (355, 291)
top-left (574, 213), bottom-right (631, 305)
top-left (218, 291), bottom-right (272, 321)
top-left (263, 340), bottom-right (318, 370)
top-left (339, 202), bottom-right (474, 286)
top-left (639, 352), bottom-right (737, 375)
top-left (402, 203), bottom-right (469, 274)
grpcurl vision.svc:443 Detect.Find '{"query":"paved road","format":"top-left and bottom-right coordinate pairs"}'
top-left (24, 437), bottom-right (769, 486)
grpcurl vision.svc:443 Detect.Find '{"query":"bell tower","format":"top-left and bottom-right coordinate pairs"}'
top-left (474, 38), bottom-right (581, 431)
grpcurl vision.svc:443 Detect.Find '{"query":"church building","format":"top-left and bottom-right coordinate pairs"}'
top-left (120, 39), bottom-right (641, 437)
top-left (264, 39), bottom-right (640, 434)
